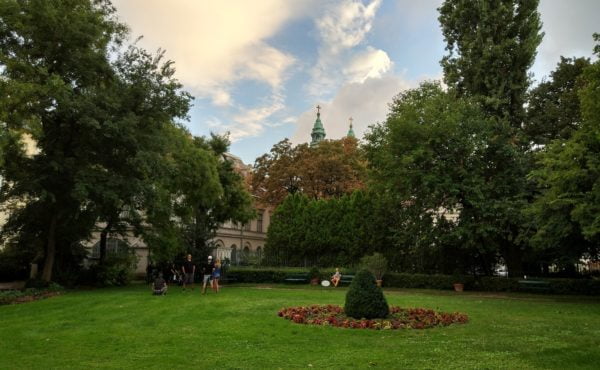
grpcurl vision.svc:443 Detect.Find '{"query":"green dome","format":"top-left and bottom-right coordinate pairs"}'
top-left (310, 107), bottom-right (326, 146)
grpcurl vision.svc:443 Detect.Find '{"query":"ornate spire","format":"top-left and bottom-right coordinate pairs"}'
top-left (310, 104), bottom-right (326, 146)
top-left (347, 117), bottom-right (356, 138)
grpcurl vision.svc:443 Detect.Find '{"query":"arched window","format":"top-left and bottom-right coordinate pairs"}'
top-left (231, 245), bottom-right (237, 265)
top-left (256, 246), bottom-right (262, 260)
top-left (91, 238), bottom-right (129, 259)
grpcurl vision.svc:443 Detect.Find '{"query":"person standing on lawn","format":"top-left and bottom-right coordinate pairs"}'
top-left (182, 254), bottom-right (195, 291)
top-left (212, 259), bottom-right (222, 293)
top-left (201, 256), bottom-right (215, 294)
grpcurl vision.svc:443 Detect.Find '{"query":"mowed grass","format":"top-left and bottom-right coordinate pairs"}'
top-left (1, 284), bottom-right (599, 369)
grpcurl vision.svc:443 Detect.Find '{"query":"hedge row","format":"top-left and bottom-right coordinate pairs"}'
top-left (224, 268), bottom-right (600, 295)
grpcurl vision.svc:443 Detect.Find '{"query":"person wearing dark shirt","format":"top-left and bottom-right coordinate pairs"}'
top-left (182, 254), bottom-right (195, 291)
top-left (201, 256), bottom-right (215, 294)
top-left (152, 273), bottom-right (168, 295)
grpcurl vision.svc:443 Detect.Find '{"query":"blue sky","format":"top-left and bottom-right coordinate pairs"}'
top-left (114, 0), bottom-right (599, 164)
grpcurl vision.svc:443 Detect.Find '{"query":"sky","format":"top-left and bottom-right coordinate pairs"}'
top-left (113, 0), bottom-right (599, 165)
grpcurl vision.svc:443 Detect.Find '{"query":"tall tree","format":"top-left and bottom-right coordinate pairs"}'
top-left (438, 0), bottom-right (543, 276)
top-left (439, 0), bottom-right (543, 128)
top-left (365, 82), bottom-right (506, 275)
top-left (0, 0), bottom-right (127, 281)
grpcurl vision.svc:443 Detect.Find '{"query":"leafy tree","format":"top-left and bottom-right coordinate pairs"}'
top-left (365, 82), bottom-right (532, 275)
top-left (344, 269), bottom-right (389, 319)
top-left (439, 0), bottom-right (543, 128)
top-left (525, 57), bottom-right (591, 146)
top-left (0, 0), bottom-right (127, 281)
top-left (264, 193), bottom-right (310, 266)
top-left (528, 35), bottom-right (600, 269)
top-left (252, 139), bottom-right (302, 206)
top-left (251, 137), bottom-right (365, 206)
top-left (0, 0), bottom-right (253, 282)
top-left (438, 0), bottom-right (543, 276)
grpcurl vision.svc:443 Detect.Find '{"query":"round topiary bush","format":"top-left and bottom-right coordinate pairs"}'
top-left (344, 269), bottom-right (389, 319)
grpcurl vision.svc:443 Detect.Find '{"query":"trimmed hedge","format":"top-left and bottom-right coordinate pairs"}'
top-left (223, 268), bottom-right (600, 295)
top-left (345, 269), bottom-right (389, 319)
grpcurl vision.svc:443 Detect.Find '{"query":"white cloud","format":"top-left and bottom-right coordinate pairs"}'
top-left (309, 0), bottom-right (383, 96)
top-left (532, 0), bottom-right (600, 81)
top-left (343, 47), bottom-right (392, 83)
top-left (316, 0), bottom-right (382, 54)
top-left (113, 0), bottom-right (308, 103)
top-left (221, 95), bottom-right (286, 142)
top-left (292, 74), bottom-right (413, 144)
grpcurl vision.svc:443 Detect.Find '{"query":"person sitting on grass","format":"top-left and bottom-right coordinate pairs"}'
top-left (153, 273), bottom-right (168, 295)
top-left (331, 268), bottom-right (342, 287)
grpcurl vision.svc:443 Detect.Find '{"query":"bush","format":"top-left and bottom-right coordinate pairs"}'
top-left (344, 269), bottom-right (389, 319)
top-left (85, 252), bottom-right (138, 287)
top-left (360, 253), bottom-right (388, 280)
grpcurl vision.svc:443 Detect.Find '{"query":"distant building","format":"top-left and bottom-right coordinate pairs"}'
top-left (84, 152), bottom-right (270, 273)
top-left (310, 105), bottom-right (326, 146)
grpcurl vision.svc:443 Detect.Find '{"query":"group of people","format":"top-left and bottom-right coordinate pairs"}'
top-left (152, 254), bottom-right (222, 296)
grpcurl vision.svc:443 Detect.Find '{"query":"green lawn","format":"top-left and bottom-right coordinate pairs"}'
top-left (1, 284), bottom-right (599, 369)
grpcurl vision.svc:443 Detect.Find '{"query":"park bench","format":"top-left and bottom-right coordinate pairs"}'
top-left (220, 274), bottom-right (238, 284)
top-left (339, 275), bottom-right (355, 285)
top-left (284, 272), bottom-right (310, 284)
top-left (518, 279), bottom-right (550, 293)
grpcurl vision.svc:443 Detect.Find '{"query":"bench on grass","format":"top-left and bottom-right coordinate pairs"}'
top-left (220, 275), bottom-right (238, 284)
top-left (339, 275), bottom-right (355, 285)
top-left (518, 279), bottom-right (550, 292)
top-left (284, 273), bottom-right (310, 284)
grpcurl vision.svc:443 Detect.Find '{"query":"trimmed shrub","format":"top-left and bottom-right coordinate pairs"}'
top-left (344, 269), bottom-right (389, 319)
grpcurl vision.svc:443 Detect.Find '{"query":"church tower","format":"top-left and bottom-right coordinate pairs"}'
top-left (346, 117), bottom-right (356, 138)
top-left (310, 105), bottom-right (326, 146)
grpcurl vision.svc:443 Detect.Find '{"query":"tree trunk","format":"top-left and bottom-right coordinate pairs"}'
top-left (505, 241), bottom-right (523, 278)
top-left (41, 214), bottom-right (58, 282)
top-left (99, 219), bottom-right (113, 265)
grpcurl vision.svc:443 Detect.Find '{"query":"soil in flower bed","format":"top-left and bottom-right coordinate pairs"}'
top-left (0, 290), bottom-right (62, 305)
top-left (278, 304), bottom-right (468, 329)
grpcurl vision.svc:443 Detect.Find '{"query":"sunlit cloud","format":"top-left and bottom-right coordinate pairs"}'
top-left (344, 46), bottom-right (392, 83)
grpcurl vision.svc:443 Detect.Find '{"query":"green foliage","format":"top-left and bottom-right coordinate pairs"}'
top-left (264, 191), bottom-right (394, 267)
top-left (86, 252), bottom-right (138, 287)
top-left (439, 0), bottom-right (543, 127)
top-left (309, 267), bottom-right (320, 279)
top-left (525, 57), bottom-right (591, 145)
top-left (0, 0), bottom-right (129, 282)
top-left (528, 46), bottom-right (600, 264)
top-left (366, 82), bottom-right (529, 275)
top-left (438, 0), bottom-right (544, 276)
top-left (0, 1), bottom-right (255, 283)
top-left (360, 253), bottom-right (387, 280)
top-left (344, 269), bottom-right (389, 319)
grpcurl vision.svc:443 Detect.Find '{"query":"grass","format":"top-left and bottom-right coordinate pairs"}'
top-left (1, 283), bottom-right (599, 369)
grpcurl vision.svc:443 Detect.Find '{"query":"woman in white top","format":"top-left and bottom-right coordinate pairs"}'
top-left (331, 268), bottom-right (342, 287)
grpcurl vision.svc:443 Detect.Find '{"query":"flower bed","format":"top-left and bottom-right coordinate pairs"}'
top-left (0, 285), bottom-right (64, 305)
top-left (278, 304), bottom-right (468, 329)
